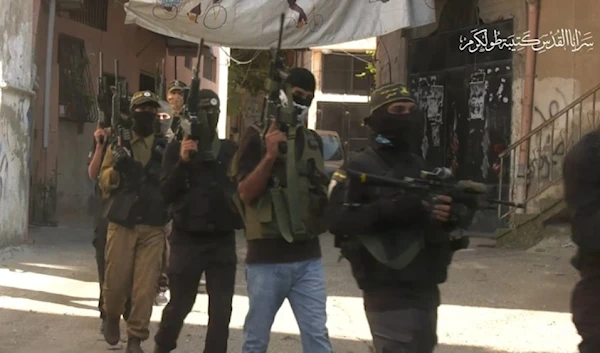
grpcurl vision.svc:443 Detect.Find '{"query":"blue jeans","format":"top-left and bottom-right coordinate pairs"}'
top-left (242, 258), bottom-right (332, 353)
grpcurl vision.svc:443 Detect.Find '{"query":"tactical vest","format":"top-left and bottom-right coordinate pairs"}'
top-left (234, 124), bottom-right (329, 242)
top-left (170, 139), bottom-right (244, 233)
top-left (337, 147), bottom-right (453, 289)
top-left (104, 135), bottom-right (169, 228)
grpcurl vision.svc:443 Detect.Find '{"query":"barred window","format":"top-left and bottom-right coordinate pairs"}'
top-left (203, 54), bottom-right (217, 82)
top-left (69, 0), bottom-right (109, 32)
top-left (321, 52), bottom-right (373, 95)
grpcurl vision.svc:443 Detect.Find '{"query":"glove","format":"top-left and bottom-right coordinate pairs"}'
top-left (112, 145), bottom-right (133, 173)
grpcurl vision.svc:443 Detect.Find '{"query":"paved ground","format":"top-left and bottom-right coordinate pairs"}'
top-left (0, 225), bottom-right (583, 353)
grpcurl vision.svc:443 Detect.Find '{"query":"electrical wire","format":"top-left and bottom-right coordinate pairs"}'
top-left (221, 48), bottom-right (262, 65)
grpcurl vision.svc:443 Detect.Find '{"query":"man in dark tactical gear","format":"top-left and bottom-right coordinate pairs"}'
top-left (327, 83), bottom-right (475, 353)
top-left (87, 118), bottom-right (132, 335)
top-left (153, 89), bottom-right (242, 353)
top-left (232, 67), bottom-right (332, 353)
top-left (563, 130), bottom-right (600, 353)
top-left (98, 90), bottom-right (169, 353)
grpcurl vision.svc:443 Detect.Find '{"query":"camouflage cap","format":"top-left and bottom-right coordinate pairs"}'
top-left (369, 83), bottom-right (415, 115)
top-left (129, 90), bottom-right (160, 111)
top-left (168, 80), bottom-right (186, 93)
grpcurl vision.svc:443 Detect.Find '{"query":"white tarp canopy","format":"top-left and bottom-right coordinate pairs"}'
top-left (124, 0), bottom-right (436, 49)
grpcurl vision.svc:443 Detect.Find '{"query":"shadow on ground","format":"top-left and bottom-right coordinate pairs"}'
top-left (0, 308), bottom-right (548, 353)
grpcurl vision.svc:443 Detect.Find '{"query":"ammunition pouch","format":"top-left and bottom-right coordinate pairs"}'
top-left (104, 189), bottom-right (139, 228)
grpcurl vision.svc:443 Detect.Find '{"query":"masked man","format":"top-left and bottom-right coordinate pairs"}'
top-left (153, 89), bottom-right (242, 353)
top-left (327, 83), bottom-right (475, 353)
top-left (563, 129), bottom-right (600, 353)
top-left (98, 91), bottom-right (169, 353)
top-left (87, 119), bottom-right (133, 335)
top-left (232, 67), bottom-right (333, 353)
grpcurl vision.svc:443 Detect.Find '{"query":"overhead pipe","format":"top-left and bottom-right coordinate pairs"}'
top-left (43, 0), bottom-right (56, 149)
top-left (515, 0), bottom-right (540, 210)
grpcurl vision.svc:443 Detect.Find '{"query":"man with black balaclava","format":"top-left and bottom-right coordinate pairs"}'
top-left (98, 90), bottom-right (169, 353)
top-left (87, 118), bottom-right (132, 336)
top-left (153, 89), bottom-right (242, 353)
top-left (327, 83), bottom-right (475, 353)
top-left (232, 67), bottom-right (332, 353)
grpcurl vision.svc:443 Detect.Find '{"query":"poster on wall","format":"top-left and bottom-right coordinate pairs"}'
top-left (123, 0), bottom-right (436, 49)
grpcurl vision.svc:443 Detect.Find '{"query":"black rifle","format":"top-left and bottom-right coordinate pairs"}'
top-left (260, 13), bottom-right (294, 154)
top-left (156, 58), bottom-right (167, 101)
top-left (179, 39), bottom-right (214, 160)
top-left (343, 167), bottom-right (525, 211)
top-left (96, 52), bottom-right (111, 145)
top-left (110, 59), bottom-right (133, 153)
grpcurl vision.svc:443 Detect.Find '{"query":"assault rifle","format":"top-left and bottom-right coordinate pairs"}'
top-left (179, 38), bottom-right (214, 160)
top-left (343, 167), bottom-right (524, 212)
top-left (260, 13), bottom-right (294, 154)
top-left (96, 52), bottom-right (111, 144)
top-left (110, 59), bottom-right (133, 152)
top-left (156, 58), bottom-right (167, 101)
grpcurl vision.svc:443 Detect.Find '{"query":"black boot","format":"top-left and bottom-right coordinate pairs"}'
top-left (103, 317), bottom-right (121, 345)
top-left (153, 344), bottom-right (170, 353)
top-left (127, 337), bottom-right (144, 353)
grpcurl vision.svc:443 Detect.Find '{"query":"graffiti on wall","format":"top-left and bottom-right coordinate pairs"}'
top-left (413, 76), bottom-right (445, 159)
top-left (466, 66), bottom-right (512, 182)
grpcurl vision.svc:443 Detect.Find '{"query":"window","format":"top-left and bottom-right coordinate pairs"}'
top-left (139, 73), bottom-right (156, 92)
top-left (203, 54), bottom-right (217, 82)
top-left (58, 34), bottom-right (98, 123)
top-left (69, 0), bottom-right (109, 32)
top-left (316, 101), bottom-right (370, 152)
top-left (184, 56), bottom-right (193, 70)
top-left (321, 52), bottom-right (374, 95)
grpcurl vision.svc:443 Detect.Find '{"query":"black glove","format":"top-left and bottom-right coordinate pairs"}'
top-left (112, 145), bottom-right (133, 173)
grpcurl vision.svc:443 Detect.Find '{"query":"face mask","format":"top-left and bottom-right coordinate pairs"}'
top-left (159, 116), bottom-right (173, 135)
top-left (292, 95), bottom-right (312, 124)
top-left (371, 110), bottom-right (423, 150)
top-left (132, 111), bottom-right (156, 137)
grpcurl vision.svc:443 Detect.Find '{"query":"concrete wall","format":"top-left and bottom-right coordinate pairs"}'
top-left (164, 50), bottom-right (220, 93)
top-left (0, 0), bottom-right (35, 247)
top-left (30, 2), bottom-right (169, 227)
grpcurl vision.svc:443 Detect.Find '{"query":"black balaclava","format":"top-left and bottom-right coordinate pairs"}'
top-left (131, 107), bottom-right (157, 137)
top-left (365, 83), bottom-right (423, 152)
top-left (197, 89), bottom-right (221, 141)
top-left (285, 67), bottom-right (316, 124)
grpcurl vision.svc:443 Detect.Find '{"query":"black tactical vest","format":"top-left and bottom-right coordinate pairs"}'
top-left (170, 139), bottom-right (243, 233)
top-left (106, 136), bottom-right (169, 228)
top-left (336, 147), bottom-right (454, 290)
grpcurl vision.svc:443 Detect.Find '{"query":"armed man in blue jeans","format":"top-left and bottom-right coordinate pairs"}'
top-left (232, 67), bottom-right (332, 353)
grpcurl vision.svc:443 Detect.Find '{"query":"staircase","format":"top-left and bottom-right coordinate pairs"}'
top-left (493, 82), bottom-right (600, 248)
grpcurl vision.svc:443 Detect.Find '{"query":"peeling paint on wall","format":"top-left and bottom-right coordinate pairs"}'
top-left (0, 0), bottom-right (34, 248)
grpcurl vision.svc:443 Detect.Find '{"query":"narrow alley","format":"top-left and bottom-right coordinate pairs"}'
top-left (0, 226), bottom-right (581, 353)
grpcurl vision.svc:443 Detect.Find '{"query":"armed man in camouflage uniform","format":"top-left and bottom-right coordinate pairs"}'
top-left (99, 91), bottom-right (170, 353)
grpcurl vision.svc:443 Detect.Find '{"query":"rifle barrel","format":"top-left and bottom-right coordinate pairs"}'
top-left (345, 169), bottom-right (426, 190)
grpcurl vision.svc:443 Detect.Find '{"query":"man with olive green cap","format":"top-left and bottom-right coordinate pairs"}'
top-left (99, 90), bottom-right (170, 353)
top-left (327, 83), bottom-right (477, 353)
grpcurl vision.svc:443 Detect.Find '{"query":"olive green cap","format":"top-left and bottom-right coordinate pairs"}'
top-left (369, 83), bottom-right (415, 115)
top-left (168, 80), bottom-right (186, 93)
top-left (129, 90), bottom-right (161, 111)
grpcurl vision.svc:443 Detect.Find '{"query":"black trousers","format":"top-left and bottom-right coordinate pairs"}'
top-left (155, 231), bottom-right (237, 353)
top-left (93, 217), bottom-right (132, 321)
top-left (366, 308), bottom-right (438, 353)
top-left (572, 263), bottom-right (600, 353)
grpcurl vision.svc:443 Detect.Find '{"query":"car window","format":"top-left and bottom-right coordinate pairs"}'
top-left (320, 134), bottom-right (343, 161)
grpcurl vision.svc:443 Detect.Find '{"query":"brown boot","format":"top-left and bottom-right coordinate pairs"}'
top-left (103, 317), bottom-right (121, 345)
top-left (127, 337), bottom-right (144, 353)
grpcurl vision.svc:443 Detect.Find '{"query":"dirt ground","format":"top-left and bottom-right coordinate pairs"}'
top-left (0, 226), bottom-right (582, 353)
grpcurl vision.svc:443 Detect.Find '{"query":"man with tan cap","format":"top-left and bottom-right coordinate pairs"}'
top-left (99, 90), bottom-right (169, 353)
top-left (166, 80), bottom-right (186, 134)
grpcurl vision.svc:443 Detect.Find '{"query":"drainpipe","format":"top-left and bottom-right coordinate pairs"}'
top-left (43, 0), bottom-right (56, 149)
top-left (516, 0), bottom-right (539, 211)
